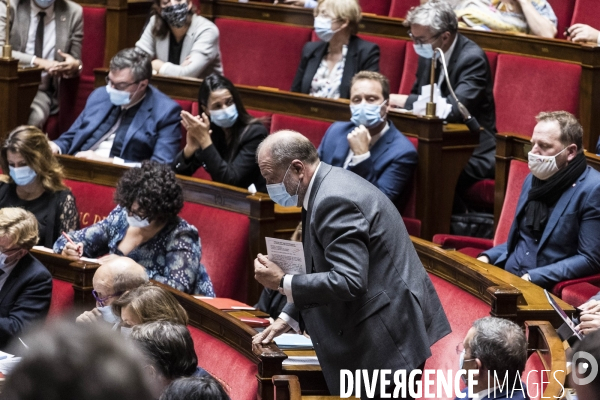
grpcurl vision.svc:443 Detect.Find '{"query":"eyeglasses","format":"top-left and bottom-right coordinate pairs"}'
top-left (105, 76), bottom-right (139, 92)
top-left (408, 31), bottom-right (442, 46)
top-left (92, 290), bottom-right (123, 307)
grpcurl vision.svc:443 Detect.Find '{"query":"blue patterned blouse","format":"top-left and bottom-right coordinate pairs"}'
top-left (53, 206), bottom-right (214, 296)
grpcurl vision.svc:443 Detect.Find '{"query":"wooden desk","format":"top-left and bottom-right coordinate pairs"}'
top-left (93, 69), bottom-right (476, 240)
top-left (0, 58), bottom-right (41, 140)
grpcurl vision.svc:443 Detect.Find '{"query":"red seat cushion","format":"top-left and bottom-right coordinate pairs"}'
top-left (548, 0), bottom-right (576, 39)
top-left (176, 99), bottom-right (194, 150)
top-left (179, 203), bottom-right (250, 300)
top-left (494, 55), bottom-right (581, 136)
top-left (402, 217), bottom-right (421, 237)
top-left (523, 352), bottom-right (547, 400)
top-left (270, 114), bottom-right (331, 148)
top-left (64, 179), bottom-right (115, 228)
top-left (485, 51), bottom-right (498, 82)
top-left (360, 0), bottom-right (391, 16)
top-left (561, 282), bottom-right (600, 307)
top-left (44, 115), bottom-right (60, 140)
top-left (463, 179), bottom-right (495, 213)
top-left (494, 160), bottom-right (530, 247)
top-left (47, 278), bottom-right (75, 319)
top-left (359, 34), bottom-right (406, 96)
top-left (570, 0), bottom-right (600, 36)
top-left (248, 109), bottom-right (273, 132)
top-left (398, 41), bottom-right (419, 94)
top-left (215, 19), bottom-right (312, 90)
top-left (388, 0), bottom-right (420, 18)
top-left (188, 325), bottom-right (257, 400)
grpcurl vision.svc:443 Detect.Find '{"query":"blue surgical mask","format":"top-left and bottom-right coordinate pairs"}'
top-left (34, 0), bottom-right (55, 8)
top-left (97, 305), bottom-right (120, 324)
top-left (210, 104), bottom-right (238, 128)
top-left (350, 100), bottom-right (387, 128)
top-left (9, 165), bottom-right (37, 186)
top-left (127, 214), bottom-right (150, 228)
top-left (413, 42), bottom-right (442, 59)
top-left (314, 16), bottom-right (339, 42)
top-left (266, 164), bottom-right (300, 207)
top-left (106, 85), bottom-right (132, 106)
top-left (121, 326), bottom-right (133, 337)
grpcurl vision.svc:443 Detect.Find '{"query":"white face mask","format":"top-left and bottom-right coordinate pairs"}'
top-left (528, 147), bottom-right (567, 180)
top-left (97, 305), bottom-right (120, 324)
top-left (126, 214), bottom-right (150, 228)
top-left (121, 326), bottom-right (133, 337)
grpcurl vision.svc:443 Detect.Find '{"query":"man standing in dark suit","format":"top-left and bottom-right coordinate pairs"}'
top-left (49, 48), bottom-right (182, 164)
top-left (252, 130), bottom-right (450, 395)
top-left (0, 207), bottom-right (52, 350)
top-left (391, 0), bottom-right (497, 210)
top-left (318, 71), bottom-right (417, 208)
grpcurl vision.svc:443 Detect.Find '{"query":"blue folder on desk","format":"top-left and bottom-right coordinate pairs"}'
top-left (274, 334), bottom-right (314, 349)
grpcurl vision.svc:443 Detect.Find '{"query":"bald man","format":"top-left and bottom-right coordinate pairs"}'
top-left (76, 256), bottom-right (148, 325)
top-left (252, 130), bottom-right (450, 396)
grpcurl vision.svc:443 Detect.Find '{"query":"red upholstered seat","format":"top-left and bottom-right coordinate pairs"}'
top-left (215, 19), bottom-right (312, 90)
top-left (188, 325), bottom-right (257, 400)
top-left (176, 99), bottom-right (194, 150)
top-left (485, 51), bottom-right (498, 82)
top-left (494, 55), bottom-right (581, 136)
top-left (402, 217), bottom-right (421, 237)
top-left (270, 114), bottom-right (331, 148)
top-left (424, 274), bottom-right (490, 400)
top-left (561, 282), bottom-right (600, 307)
top-left (433, 160), bottom-right (529, 253)
top-left (44, 115), bottom-right (60, 140)
top-left (358, 34), bottom-right (406, 95)
top-left (248, 109), bottom-right (273, 132)
top-left (463, 179), bottom-right (495, 213)
top-left (548, 0), bottom-right (576, 39)
top-left (64, 179), bottom-right (115, 228)
top-left (523, 352), bottom-right (547, 400)
top-left (388, 0), bottom-right (420, 18)
top-left (570, 0), bottom-right (600, 36)
top-left (360, 0), bottom-right (391, 16)
top-left (398, 42), bottom-right (419, 94)
top-left (47, 278), bottom-right (75, 319)
top-left (179, 203), bottom-right (250, 300)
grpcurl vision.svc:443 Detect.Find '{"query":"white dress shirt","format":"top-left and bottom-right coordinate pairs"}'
top-left (437, 34), bottom-right (458, 87)
top-left (26, 2), bottom-right (56, 90)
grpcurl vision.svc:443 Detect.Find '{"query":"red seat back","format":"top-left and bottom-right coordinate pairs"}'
top-left (494, 54), bottom-right (581, 136)
top-left (359, 34), bottom-right (406, 95)
top-left (523, 352), bottom-right (548, 400)
top-left (215, 19), bottom-right (312, 90)
top-left (485, 51), bottom-right (498, 82)
top-left (176, 99), bottom-right (194, 150)
top-left (64, 179), bottom-right (115, 228)
top-left (401, 136), bottom-right (418, 219)
top-left (398, 41), bottom-right (419, 94)
top-left (47, 278), bottom-right (75, 319)
top-left (494, 160), bottom-right (530, 247)
top-left (548, 0), bottom-right (576, 39)
top-left (388, 0), bottom-right (420, 18)
top-left (360, 0), bottom-right (391, 16)
top-left (179, 203), bottom-right (250, 300)
top-left (570, 0), bottom-right (600, 35)
top-left (188, 325), bottom-right (257, 400)
top-left (270, 114), bottom-right (331, 148)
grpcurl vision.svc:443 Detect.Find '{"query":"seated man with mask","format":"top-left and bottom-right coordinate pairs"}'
top-left (479, 111), bottom-right (600, 289)
top-left (391, 0), bottom-right (496, 212)
top-left (318, 71), bottom-right (417, 208)
top-left (457, 317), bottom-right (528, 400)
top-left (49, 48), bottom-right (182, 164)
top-left (76, 255), bottom-right (148, 326)
top-left (0, 207), bottom-right (52, 350)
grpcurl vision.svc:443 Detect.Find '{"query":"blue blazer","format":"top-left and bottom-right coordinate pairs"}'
top-left (54, 85), bottom-right (182, 163)
top-left (317, 120), bottom-right (417, 208)
top-left (484, 166), bottom-right (600, 288)
top-left (0, 253), bottom-right (52, 350)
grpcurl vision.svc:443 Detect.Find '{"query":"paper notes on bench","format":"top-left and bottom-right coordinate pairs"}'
top-left (265, 237), bottom-right (306, 275)
top-left (274, 333), bottom-right (313, 349)
top-left (282, 356), bottom-right (319, 366)
top-left (0, 351), bottom-right (21, 375)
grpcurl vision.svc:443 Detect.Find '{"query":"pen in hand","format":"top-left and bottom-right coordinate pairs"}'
top-left (61, 231), bottom-right (83, 258)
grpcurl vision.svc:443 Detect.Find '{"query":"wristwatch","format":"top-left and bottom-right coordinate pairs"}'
top-left (277, 274), bottom-right (286, 295)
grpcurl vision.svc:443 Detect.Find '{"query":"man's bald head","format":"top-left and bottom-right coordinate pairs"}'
top-left (257, 130), bottom-right (319, 172)
top-left (93, 257), bottom-right (148, 306)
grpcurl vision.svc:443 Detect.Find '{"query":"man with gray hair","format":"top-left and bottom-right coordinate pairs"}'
top-left (49, 47), bottom-right (181, 164)
top-left (76, 255), bottom-right (148, 325)
top-left (391, 0), bottom-right (497, 213)
top-left (456, 317), bottom-right (528, 400)
top-left (252, 130), bottom-right (451, 396)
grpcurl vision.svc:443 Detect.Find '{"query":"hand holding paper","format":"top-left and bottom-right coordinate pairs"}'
top-left (254, 253), bottom-right (285, 290)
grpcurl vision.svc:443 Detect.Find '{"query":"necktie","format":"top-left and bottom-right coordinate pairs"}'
top-left (88, 106), bottom-right (123, 151)
top-left (35, 12), bottom-right (46, 58)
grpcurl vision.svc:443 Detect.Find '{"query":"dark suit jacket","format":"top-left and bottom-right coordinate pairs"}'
top-left (282, 163), bottom-right (451, 394)
top-left (53, 85), bottom-right (182, 163)
top-left (0, 253), bottom-right (52, 350)
top-left (290, 35), bottom-right (380, 99)
top-left (483, 167), bottom-right (600, 288)
top-left (172, 122), bottom-right (268, 192)
top-left (317, 120), bottom-right (417, 208)
top-left (405, 33), bottom-right (497, 181)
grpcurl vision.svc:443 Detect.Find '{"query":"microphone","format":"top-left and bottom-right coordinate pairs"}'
top-left (3, 0), bottom-right (12, 59)
top-left (432, 47), bottom-right (481, 136)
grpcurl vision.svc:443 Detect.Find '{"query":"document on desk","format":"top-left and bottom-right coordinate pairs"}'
top-left (0, 351), bottom-right (21, 375)
top-left (265, 237), bottom-right (306, 275)
top-left (282, 356), bottom-right (320, 366)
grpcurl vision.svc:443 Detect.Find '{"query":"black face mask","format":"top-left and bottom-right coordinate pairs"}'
top-left (161, 3), bottom-right (188, 28)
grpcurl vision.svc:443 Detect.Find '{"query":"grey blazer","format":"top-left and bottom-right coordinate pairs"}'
top-left (8, 0), bottom-right (83, 65)
top-left (282, 163), bottom-right (451, 394)
top-left (136, 14), bottom-right (223, 78)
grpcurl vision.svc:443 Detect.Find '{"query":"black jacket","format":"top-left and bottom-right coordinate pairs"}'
top-left (0, 253), bottom-right (52, 350)
top-left (172, 122), bottom-right (268, 192)
top-left (405, 33), bottom-right (497, 181)
top-left (291, 35), bottom-right (380, 99)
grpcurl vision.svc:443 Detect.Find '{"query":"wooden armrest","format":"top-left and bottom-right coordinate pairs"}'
top-left (273, 375), bottom-right (301, 400)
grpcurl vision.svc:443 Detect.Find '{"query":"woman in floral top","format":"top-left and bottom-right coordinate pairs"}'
top-left (53, 161), bottom-right (214, 296)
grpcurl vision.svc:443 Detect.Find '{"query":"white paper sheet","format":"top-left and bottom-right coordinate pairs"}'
top-left (412, 83), bottom-right (453, 119)
top-left (274, 333), bottom-right (314, 349)
top-left (265, 237), bottom-right (306, 275)
top-left (282, 356), bottom-right (320, 366)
